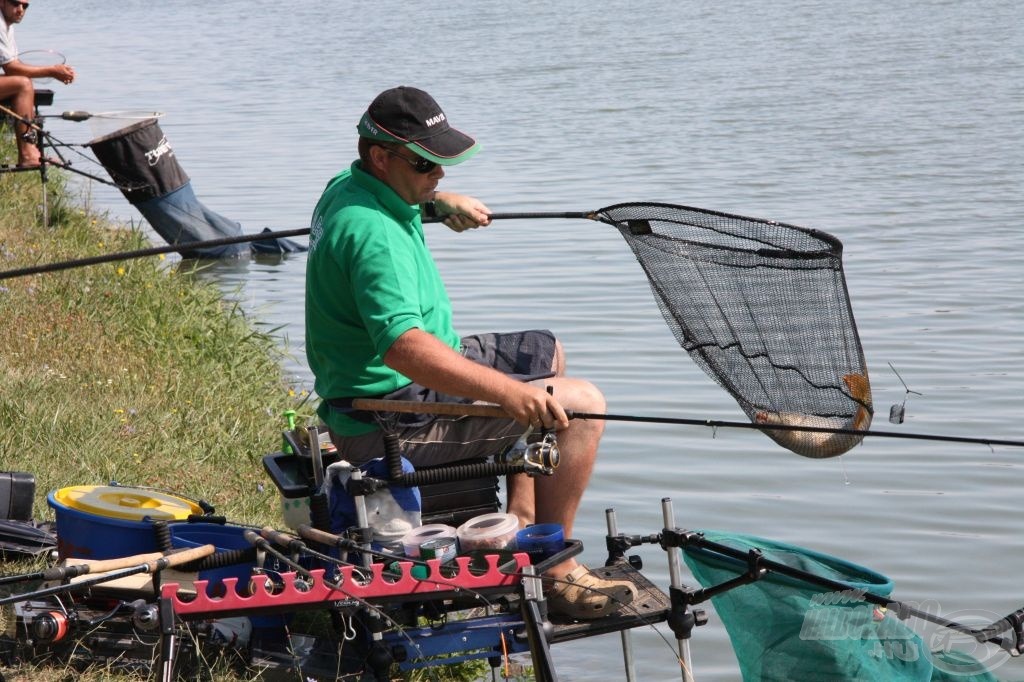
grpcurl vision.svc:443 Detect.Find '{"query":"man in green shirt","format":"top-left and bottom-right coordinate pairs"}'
top-left (306, 86), bottom-right (636, 619)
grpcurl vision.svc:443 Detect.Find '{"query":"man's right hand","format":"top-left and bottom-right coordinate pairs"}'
top-left (500, 381), bottom-right (569, 431)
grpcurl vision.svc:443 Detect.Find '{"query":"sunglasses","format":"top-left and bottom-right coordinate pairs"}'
top-left (7, 0), bottom-right (29, 9)
top-left (381, 147), bottom-right (438, 175)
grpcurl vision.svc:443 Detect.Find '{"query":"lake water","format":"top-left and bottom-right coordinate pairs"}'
top-left (23, 1), bottom-right (1024, 679)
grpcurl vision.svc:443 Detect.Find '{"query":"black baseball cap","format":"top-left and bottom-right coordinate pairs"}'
top-left (357, 86), bottom-right (480, 166)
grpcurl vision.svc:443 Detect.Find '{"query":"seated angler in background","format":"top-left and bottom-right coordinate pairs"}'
top-left (0, 0), bottom-right (75, 167)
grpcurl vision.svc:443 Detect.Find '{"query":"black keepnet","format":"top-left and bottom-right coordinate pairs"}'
top-left (87, 118), bottom-right (189, 204)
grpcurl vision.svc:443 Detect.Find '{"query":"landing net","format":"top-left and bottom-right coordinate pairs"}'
top-left (599, 202), bottom-right (872, 458)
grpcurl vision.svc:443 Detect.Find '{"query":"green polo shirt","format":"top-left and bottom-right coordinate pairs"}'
top-left (305, 161), bottom-right (460, 435)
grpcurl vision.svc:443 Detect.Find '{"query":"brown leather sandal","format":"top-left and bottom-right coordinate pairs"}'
top-left (546, 564), bottom-right (638, 620)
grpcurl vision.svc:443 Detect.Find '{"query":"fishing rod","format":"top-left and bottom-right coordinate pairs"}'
top-left (0, 227), bottom-right (311, 280)
top-left (0, 548), bottom-right (166, 587)
top-left (0, 210), bottom-right (607, 281)
top-left (351, 399), bottom-right (1024, 451)
top-left (0, 543), bottom-right (214, 606)
top-left (263, 526), bottom-right (504, 610)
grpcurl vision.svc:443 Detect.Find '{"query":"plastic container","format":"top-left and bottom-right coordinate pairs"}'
top-left (169, 522), bottom-right (253, 596)
top-left (401, 524), bottom-right (457, 558)
top-left (372, 517), bottom-right (416, 556)
top-left (47, 485), bottom-right (202, 559)
top-left (456, 512), bottom-right (519, 551)
top-left (515, 523), bottom-right (565, 561)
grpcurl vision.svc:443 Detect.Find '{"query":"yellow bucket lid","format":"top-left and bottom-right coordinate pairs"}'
top-left (52, 485), bottom-right (202, 521)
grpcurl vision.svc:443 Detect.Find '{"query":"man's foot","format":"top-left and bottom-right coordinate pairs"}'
top-left (545, 564), bottom-right (638, 620)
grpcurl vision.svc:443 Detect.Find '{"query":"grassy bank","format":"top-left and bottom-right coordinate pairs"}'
top-left (0, 144), bottom-right (307, 679)
top-left (0, 171), bottom-right (301, 524)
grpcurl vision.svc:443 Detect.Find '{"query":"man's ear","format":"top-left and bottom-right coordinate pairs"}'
top-left (367, 145), bottom-right (389, 175)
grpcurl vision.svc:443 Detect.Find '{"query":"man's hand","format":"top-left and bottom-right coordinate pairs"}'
top-left (383, 329), bottom-right (569, 430)
top-left (500, 381), bottom-right (570, 431)
top-left (434, 192), bottom-right (491, 232)
top-left (52, 64), bottom-right (75, 85)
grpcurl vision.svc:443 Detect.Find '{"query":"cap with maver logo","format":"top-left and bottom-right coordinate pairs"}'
top-left (357, 86), bottom-right (480, 166)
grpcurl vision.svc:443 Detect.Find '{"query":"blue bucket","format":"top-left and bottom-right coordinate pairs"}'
top-left (169, 522), bottom-right (254, 596)
top-left (47, 485), bottom-right (202, 560)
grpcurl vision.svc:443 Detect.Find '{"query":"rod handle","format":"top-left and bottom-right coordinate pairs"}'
top-left (297, 523), bottom-right (346, 548)
top-left (261, 526), bottom-right (304, 552)
top-left (153, 544), bottom-right (216, 572)
top-left (43, 551), bottom-right (165, 581)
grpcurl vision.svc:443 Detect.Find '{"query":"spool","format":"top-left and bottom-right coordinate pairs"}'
top-left (401, 523), bottom-right (457, 558)
top-left (47, 485), bottom-right (202, 559)
top-left (515, 523), bottom-right (565, 561)
top-left (456, 512), bottom-right (519, 551)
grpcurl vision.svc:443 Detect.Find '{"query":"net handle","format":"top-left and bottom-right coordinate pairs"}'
top-left (426, 211), bottom-right (595, 222)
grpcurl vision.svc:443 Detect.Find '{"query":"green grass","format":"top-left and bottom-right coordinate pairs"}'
top-left (0, 181), bottom-right (302, 524)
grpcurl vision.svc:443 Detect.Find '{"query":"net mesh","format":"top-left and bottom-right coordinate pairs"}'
top-left (599, 202), bottom-right (872, 458)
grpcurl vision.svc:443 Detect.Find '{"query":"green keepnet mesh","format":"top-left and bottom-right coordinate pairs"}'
top-left (682, 531), bottom-right (999, 681)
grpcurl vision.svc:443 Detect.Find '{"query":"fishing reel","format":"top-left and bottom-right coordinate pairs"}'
top-left (500, 432), bottom-right (559, 476)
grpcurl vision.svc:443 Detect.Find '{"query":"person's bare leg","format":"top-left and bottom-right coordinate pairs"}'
top-left (533, 376), bottom-right (605, 580)
top-left (0, 76), bottom-right (39, 166)
top-left (506, 472), bottom-right (535, 527)
top-left (506, 339), bottom-right (567, 527)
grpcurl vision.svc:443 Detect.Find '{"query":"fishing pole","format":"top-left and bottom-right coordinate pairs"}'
top-left (0, 549), bottom-right (166, 587)
top-left (0, 227), bottom-right (311, 281)
top-left (0, 543), bottom-right (214, 606)
top-left (350, 399), bottom-right (1024, 450)
top-left (0, 210), bottom-right (606, 281)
